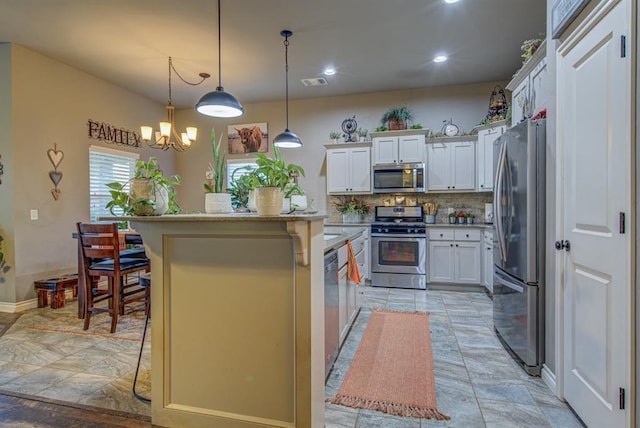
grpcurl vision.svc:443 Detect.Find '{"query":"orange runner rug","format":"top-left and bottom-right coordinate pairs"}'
top-left (327, 309), bottom-right (449, 420)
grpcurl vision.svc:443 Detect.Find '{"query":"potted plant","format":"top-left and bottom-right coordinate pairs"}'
top-left (204, 128), bottom-right (233, 214)
top-left (381, 106), bottom-right (414, 130)
top-left (356, 128), bottom-right (368, 142)
top-left (283, 182), bottom-right (307, 212)
top-left (228, 167), bottom-right (257, 212)
top-left (457, 211), bottom-right (466, 224)
top-left (466, 213), bottom-right (475, 224)
top-left (253, 146), bottom-right (305, 216)
top-left (329, 131), bottom-right (342, 144)
top-left (448, 212), bottom-right (457, 224)
top-left (334, 196), bottom-right (371, 223)
top-left (106, 157), bottom-right (181, 216)
top-left (375, 126), bottom-right (388, 132)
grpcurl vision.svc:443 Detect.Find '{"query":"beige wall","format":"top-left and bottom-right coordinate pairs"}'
top-left (1, 44), bottom-right (176, 305)
top-left (2, 43), bottom-right (508, 307)
top-left (175, 80), bottom-right (508, 213)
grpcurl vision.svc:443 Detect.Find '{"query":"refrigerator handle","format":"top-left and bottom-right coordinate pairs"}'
top-left (495, 271), bottom-right (525, 293)
top-left (494, 142), bottom-right (508, 262)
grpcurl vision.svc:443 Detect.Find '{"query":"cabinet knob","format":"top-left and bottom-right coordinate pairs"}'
top-left (440, 233), bottom-right (443, 237)
top-left (452, 186), bottom-right (456, 189)
top-left (455, 244), bottom-right (459, 247)
top-left (480, 184), bottom-right (484, 188)
top-left (450, 244), bottom-right (453, 247)
top-left (466, 234), bottom-right (469, 237)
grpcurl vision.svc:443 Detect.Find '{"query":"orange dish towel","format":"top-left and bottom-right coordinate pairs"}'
top-left (346, 240), bottom-right (362, 285)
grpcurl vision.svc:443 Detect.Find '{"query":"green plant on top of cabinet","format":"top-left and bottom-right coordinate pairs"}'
top-left (326, 142), bottom-right (372, 194)
top-left (426, 137), bottom-right (476, 191)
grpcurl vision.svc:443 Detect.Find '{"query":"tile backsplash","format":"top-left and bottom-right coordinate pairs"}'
top-left (327, 192), bottom-right (493, 223)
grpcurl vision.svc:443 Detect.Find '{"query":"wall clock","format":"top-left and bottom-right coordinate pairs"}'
top-left (441, 118), bottom-right (460, 137)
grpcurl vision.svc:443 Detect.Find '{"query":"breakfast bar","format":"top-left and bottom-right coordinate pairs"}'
top-left (102, 213), bottom-right (326, 428)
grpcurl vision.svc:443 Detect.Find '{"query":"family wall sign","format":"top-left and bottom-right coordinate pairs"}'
top-left (87, 119), bottom-right (141, 148)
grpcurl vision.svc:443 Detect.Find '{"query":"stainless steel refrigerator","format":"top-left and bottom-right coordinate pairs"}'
top-left (492, 119), bottom-right (545, 376)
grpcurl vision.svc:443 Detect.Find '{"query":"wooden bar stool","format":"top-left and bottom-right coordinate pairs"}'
top-left (76, 222), bottom-right (150, 333)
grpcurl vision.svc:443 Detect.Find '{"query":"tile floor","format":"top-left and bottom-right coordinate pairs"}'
top-left (0, 287), bottom-right (585, 427)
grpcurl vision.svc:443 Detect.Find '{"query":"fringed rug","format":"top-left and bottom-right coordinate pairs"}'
top-left (327, 309), bottom-right (449, 420)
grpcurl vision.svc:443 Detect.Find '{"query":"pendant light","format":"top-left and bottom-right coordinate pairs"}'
top-left (273, 30), bottom-right (302, 148)
top-left (195, 0), bottom-right (244, 118)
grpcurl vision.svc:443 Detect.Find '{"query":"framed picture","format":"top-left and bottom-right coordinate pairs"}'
top-left (227, 122), bottom-right (268, 154)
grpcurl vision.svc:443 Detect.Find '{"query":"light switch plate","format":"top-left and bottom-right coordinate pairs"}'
top-left (30, 209), bottom-right (38, 220)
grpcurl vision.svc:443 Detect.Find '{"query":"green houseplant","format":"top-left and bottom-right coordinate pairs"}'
top-left (381, 106), bottom-right (414, 130)
top-left (253, 146), bottom-right (305, 215)
top-left (228, 167), bottom-right (257, 211)
top-left (106, 157), bottom-right (181, 216)
top-left (204, 128), bottom-right (232, 214)
top-left (329, 131), bottom-right (342, 143)
top-left (356, 128), bottom-right (368, 141)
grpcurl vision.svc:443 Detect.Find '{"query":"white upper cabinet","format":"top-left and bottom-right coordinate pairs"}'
top-left (426, 137), bottom-right (476, 191)
top-left (507, 40), bottom-right (547, 127)
top-left (475, 121), bottom-right (506, 191)
top-left (371, 130), bottom-right (428, 165)
top-left (326, 143), bottom-right (372, 194)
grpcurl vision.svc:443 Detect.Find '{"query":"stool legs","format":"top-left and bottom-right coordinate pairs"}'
top-left (133, 309), bottom-right (151, 403)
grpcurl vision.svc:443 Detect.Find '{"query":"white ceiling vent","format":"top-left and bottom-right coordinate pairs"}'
top-left (301, 77), bottom-right (328, 87)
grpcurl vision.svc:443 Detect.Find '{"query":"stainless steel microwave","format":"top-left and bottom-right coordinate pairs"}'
top-left (372, 163), bottom-right (425, 193)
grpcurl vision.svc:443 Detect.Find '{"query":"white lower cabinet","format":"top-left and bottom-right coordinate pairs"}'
top-left (482, 230), bottom-right (494, 293)
top-left (428, 228), bottom-right (481, 285)
top-left (337, 232), bottom-right (365, 345)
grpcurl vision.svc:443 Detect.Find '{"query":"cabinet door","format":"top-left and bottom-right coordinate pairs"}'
top-left (348, 147), bottom-right (372, 192)
top-left (398, 135), bottom-right (425, 163)
top-left (338, 265), bottom-right (349, 344)
top-left (428, 241), bottom-right (455, 283)
top-left (451, 142), bottom-right (475, 190)
top-left (529, 57), bottom-right (547, 118)
top-left (511, 76), bottom-right (530, 127)
top-left (373, 137), bottom-right (398, 164)
top-left (477, 126), bottom-right (504, 191)
top-left (327, 149), bottom-right (349, 194)
top-left (455, 242), bottom-right (481, 284)
top-left (426, 143), bottom-right (451, 191)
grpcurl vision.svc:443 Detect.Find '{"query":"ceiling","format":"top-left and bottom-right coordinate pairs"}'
top-left (0, 0), bottom-right (546, 109)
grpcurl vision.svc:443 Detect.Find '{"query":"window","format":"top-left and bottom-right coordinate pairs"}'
top-left (89, 146), bottom-right (139, 222)
top-left (226, 159), bottom-right (257, 187)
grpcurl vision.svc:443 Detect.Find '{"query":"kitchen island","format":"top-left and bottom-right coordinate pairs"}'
top-left (101, 213), bottom-right (326, 428)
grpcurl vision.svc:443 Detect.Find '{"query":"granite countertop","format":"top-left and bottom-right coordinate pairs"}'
top-left (426, 222), bottom-right (493, 228)
top-left (99, 213), bottom-right (328, 222)
top-left (323, 227), bottom-right (367, 252)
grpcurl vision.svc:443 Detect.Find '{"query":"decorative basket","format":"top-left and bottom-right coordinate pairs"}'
top-left (485, 85), bottom-right (508, 122)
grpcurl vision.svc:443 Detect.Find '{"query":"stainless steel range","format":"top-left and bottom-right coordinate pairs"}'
top-left (370, 206), bottom-right (427, 290)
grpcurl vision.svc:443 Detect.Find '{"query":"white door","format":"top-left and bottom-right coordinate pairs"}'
top-left (326, 148), bottom-right (349, 193)
top-left (557, 1), bottom-right (631, 426)
top-left (373, 137), bottom-right (398, 164)
top-left (454, 242), bottom-right (481, 284)
top-left (451, 142), bottom-right (475, 190)
top-left (428, 241), bottom-right (454, 283)
top-left (427, 143), bottom-right (451, 191)
top-left (348, 147), bottom-right (371, 192)
top-left (397, 135), bottom-right (425, 163)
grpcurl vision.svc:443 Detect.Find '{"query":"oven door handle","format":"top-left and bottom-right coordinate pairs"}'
top-left (371, 234), bottom-right (425, 239)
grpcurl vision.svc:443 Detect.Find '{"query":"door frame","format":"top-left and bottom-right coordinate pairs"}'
top-left (553, 0), bottom-right (636, 425)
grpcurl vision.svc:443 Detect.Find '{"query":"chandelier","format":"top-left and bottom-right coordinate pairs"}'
top-left (141, 57), bottom-right (210, 151)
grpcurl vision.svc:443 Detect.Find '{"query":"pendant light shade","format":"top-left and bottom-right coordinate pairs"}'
top-left (195, 0), bottom-right (244, 118)
top-left (273, 30), bottom-right (302, 149)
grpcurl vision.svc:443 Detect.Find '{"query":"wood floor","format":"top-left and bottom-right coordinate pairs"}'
top-left (0, 390), bottom-right (151, 427)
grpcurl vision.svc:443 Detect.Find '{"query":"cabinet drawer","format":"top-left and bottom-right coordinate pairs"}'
top-left (351, 234), bottom-right (366, 254)
top-left (428, 229), bottom-right (454, 241)
top-left (454, 229), bottom-right (481, 241)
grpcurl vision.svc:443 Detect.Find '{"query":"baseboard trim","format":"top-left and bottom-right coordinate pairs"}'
top-left (541, 364), bottom-right (559, 397)
top-left (0, 298), bottom-right (38, 313)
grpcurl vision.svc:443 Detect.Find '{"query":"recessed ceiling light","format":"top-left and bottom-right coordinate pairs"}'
top-left (323, 67), bottom-right (336, 76)
top-left (444, 0), bottom-right (459, 3)
top-left (434, 55), bottom-right (448, 63)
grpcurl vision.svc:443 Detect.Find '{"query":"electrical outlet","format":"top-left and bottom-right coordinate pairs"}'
top-left (30, 209), bottom-right (38, 220)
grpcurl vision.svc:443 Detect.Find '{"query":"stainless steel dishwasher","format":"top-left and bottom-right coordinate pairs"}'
top-left (324, 249), bottom-right (339, 379)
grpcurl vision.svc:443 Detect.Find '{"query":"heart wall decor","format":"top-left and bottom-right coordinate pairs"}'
top-left (47, 143), bottom-right (64, 200)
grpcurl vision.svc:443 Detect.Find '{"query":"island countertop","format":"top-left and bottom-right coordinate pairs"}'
top-left (100, 212), bottom-right (327, 222)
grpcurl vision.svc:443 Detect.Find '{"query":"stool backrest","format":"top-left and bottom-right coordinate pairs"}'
top-left (76, 222), bottom-right (122, 270)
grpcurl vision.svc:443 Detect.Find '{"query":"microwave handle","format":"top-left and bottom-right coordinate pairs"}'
top-left (413, 169), bottom-right (418, 188)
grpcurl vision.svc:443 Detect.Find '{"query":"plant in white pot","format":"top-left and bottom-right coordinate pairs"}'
top-left (204, 128), bottom-right (232, 214)
top-left (253, 146), bottom-right (305, 216)
top-left (106, 157), bottom-right (181, 216)
top-left (282, 182), bottom-right (307, 213)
